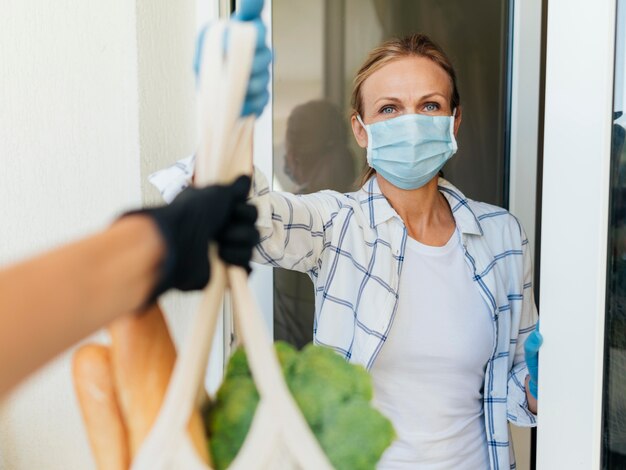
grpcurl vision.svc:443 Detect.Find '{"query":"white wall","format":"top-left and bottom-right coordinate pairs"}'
top-left (0, 0), bottom-right (198, 468)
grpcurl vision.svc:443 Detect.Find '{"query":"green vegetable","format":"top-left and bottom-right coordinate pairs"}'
top-left (203, 341), bottom-right (395, 470)
top-left (204, 376), bottom-right (258, 469)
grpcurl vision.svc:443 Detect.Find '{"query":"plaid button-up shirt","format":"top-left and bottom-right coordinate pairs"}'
top-left (151, 158), bottom-right (539, 470)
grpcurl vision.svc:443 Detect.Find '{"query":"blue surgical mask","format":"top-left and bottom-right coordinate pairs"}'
top-left (357, 112), bottom-right (458, 190)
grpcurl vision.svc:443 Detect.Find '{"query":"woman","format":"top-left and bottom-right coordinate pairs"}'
top-left (154, 32), bottom-right (541, 470)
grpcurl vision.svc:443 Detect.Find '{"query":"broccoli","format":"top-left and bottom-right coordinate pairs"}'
top-left (286, 344), bottom-right (371, 434)
top-left (203, 341), bottom-right (395, 470)
top-left (318, 399), bottom-right (396, 470)
top-left (224, 347), bottom-right (252, 379)
top-left (203, 375), bottom-right (259, 469)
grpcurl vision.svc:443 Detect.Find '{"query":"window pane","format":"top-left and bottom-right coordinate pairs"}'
top-left (603, 2), bottom-right (626, 467)
top-left (271, 0), bottom-right (512, 348)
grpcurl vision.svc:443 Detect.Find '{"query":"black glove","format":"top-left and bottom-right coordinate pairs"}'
top-left (128, 175), bottom-right (259, 304)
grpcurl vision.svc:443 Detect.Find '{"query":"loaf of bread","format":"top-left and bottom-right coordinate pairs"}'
top-left (108, 304), bottom-right (210, 463)
top-left (72, 344), bottom-right (130, 470)
top-left (73, 303), bottom-right (210, 468)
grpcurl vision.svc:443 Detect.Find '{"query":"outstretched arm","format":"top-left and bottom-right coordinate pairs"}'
top-left (0, 176), bottom-right (258, 397)
top-left (0, 216), bottom-right (163, 396)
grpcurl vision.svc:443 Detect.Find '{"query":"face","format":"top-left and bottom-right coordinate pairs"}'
top-left (284, 146), bottom-right (309, 186)
top-left (351, 56), bottom-right (462, 149)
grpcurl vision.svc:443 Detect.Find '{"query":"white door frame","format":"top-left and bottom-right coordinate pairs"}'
top-left (537, 0), bottom-right (616, 468)
top-left (509, 0), bottom-right (542, 257)
top-left (508, 1), bottom-right (543, 468)
top-left (250, 0), bottom-right (275, 335)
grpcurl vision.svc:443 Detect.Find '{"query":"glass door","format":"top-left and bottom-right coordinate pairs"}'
top-left (266, 2), bottom-right (542, 469)
top-left (270, 0), bottom-right (514, 347)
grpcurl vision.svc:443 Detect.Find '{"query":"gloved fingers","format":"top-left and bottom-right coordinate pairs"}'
top-left (193, 20), bottom-right (267, 78)
top-left (141, 178), bottom-right (254, 302)
top-left (245, 75), bottom-right (269, 100)
top-left (244, 52), bottom-right (271, 116)
top-left (233, 0), bottom-right (264, 21)
top-left (227, 175), bottom-right (253, 203)
top-left (524, 334), bottom-right (542, 357)
top-left (219, 245), bottom-right (255, 271)
top-left (193, 25), bottom-right (209, 78)
top-left (219, 223), bottom-right (260, 247)
top-left (230, 203), bottom-right (258, 225)
top-left (251, 47), bottom-right (272, 75)
top-left (176, 258), bottom-right (211, 292)
top-left (242, 91), bottom-right (270, 117)
top-left (148, 247), bottom-right (211, 303)
top-left (524, 328), bottom-right (543, 355)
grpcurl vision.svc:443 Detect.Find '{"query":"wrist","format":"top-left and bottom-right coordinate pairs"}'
top-left (112, 215), bottom-right (168, 308)
top-left (525, 374), bottom-right (538, 414)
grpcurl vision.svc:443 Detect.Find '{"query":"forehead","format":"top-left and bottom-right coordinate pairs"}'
top-left (361, 56), bottom-right (452, 102)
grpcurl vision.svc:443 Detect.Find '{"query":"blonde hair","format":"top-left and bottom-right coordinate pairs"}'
top-left (352, 33), bottom-right (461, 187)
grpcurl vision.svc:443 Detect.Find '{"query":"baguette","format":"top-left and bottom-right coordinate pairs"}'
top-left (72, 344), bottom-right (130, 470)
top-left (108, 304), bottom-right (210, 464)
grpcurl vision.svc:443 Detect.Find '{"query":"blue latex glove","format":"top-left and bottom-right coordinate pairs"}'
top-left (194, 0), bottom-right (271, 117)
top-left (524, 320), bottom-right (543, 399)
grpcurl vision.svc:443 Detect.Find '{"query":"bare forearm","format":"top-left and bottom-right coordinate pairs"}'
top-left (0, 216), bottom-right (164, 396)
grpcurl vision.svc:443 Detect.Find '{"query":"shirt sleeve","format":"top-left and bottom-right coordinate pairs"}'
top-left (250, 169), bottom-right (343, 273)
top-left (148, 155), bottom-right (195, 204)
top-left (507, 224), bottom-right (539, 427)
top-left (149, 157), bottom-right (344, 274)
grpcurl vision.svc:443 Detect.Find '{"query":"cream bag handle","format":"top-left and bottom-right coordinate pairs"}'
top-left (132, 20), bottom-right (333, 470)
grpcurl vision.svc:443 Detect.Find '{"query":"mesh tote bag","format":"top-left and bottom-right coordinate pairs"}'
top-left (130, 20), bottom-right (333, 470)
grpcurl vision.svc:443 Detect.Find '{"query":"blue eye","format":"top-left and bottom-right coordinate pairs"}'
top-left (424, 102), bottom-right (440, 112)
top-left (380, 105), bottom-right (395, 114)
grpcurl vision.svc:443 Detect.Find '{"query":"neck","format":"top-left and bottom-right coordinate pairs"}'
top-left (376, 173), bottom-right (455, 245)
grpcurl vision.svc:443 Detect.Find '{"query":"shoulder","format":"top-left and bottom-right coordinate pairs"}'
top-left (293, 188), bottom-right (361, 212)
top-left (286, 188), bottom-right (368, 227)
top-left (466, 199), bottom-right (527, 245)
top-left (438, 178), bottom-right (527, 244)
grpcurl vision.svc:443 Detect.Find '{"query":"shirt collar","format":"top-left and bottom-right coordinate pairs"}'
top-left (357, 176), bottom-right (484, 236)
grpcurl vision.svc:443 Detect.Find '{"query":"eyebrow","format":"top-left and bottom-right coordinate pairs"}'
top-left (374, 92), bottom-right (448, 104)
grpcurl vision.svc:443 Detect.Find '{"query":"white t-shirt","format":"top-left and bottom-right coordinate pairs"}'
top-left (371, 229), bottom-right (493, 470)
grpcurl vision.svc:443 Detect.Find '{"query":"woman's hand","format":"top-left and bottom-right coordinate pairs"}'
top-left (524, 321), bottom-right (543, 413)
top-left (193, 0), bottom-right (271, 117)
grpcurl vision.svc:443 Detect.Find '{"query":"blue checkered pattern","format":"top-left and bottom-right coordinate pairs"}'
top-left (151, 158), bottom-right (539, 470)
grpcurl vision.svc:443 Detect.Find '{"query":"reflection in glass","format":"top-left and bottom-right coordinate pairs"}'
top-left (272, 0), bottom-right (511, 348)
top-left (603, 2), bottom-right (626, 467)
top-left (273, 100), bottom-right (356, 348)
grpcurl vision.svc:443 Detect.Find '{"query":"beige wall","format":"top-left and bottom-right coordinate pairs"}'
top-left (0, 0), bottom-right (199, 468)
